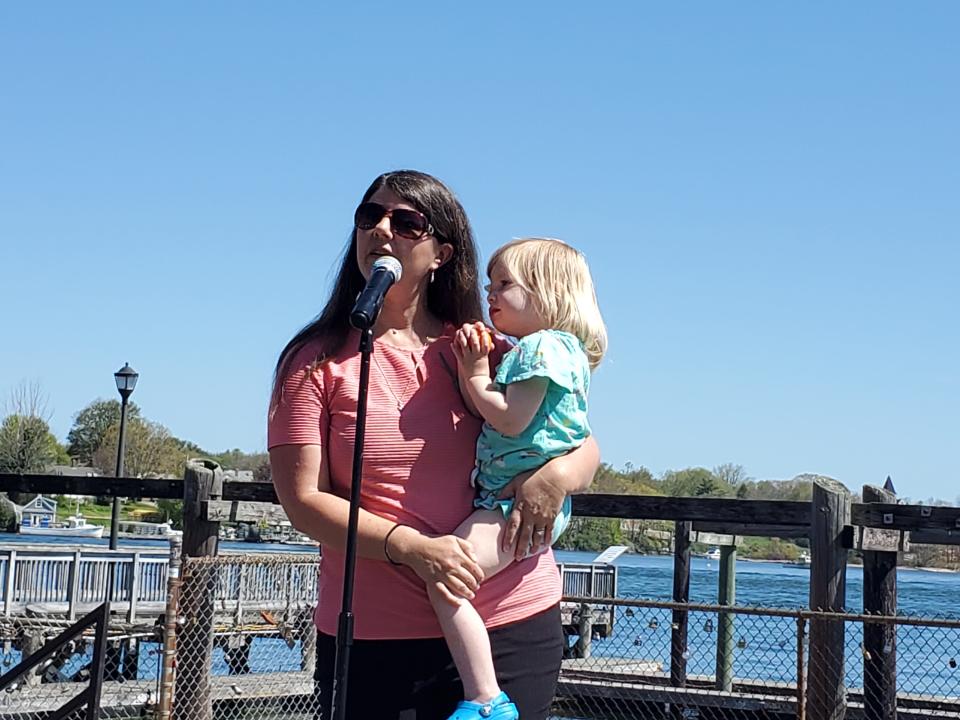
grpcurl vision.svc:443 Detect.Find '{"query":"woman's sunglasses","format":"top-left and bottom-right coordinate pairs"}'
top-left (354, 202), bottom-right (434, 240)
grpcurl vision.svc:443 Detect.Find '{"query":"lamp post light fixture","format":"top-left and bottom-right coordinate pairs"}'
top-left (109, 363), bottom-right (139, 550)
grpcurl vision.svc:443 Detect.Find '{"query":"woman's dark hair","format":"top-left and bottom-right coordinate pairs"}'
top-left (271, 170), bottom-right (483, 406)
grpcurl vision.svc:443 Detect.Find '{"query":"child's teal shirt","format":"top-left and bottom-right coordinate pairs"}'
top-left (473, 329), bottom-right (591, 529)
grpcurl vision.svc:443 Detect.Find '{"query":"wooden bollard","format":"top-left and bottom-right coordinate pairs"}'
top-left (299, 608), bottom-right (317, 675)
top-left (716, 543), bottom-right (737, 691)
top-left (173, 459), bottom-right (223, 720)
top-left (670, 520), bottom-right (692, 687)
top-left (670, 520), bottom-right (692, 720)
top-left (20, 630), bottom-right (43, 687)
top-left (862, 484), bottom-right (898, 720)
top-left (807, 477), bottom-right (851, 720)
top-left (576, 603), bottom-right (594, 659)
top-left (157, 534), bottom-right (183, 720)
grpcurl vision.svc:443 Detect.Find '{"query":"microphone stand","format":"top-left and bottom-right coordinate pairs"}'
top-left (331, 325), bottom-right (373, 720)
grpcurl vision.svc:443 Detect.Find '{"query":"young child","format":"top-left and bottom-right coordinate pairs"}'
top-left (432, 237), bottom-right (607, 720)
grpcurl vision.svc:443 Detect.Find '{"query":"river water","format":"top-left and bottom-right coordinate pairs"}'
top-left (558, 550), bottom-right (960, 697)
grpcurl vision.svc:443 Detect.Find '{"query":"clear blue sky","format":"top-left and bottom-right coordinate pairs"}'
top-left (1, 3), bottom-right (957, 501)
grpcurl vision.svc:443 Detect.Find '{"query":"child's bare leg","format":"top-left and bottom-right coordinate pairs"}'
top-left (427, 508), bottom-right (515, 704)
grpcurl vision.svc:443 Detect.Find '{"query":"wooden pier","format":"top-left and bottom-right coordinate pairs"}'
top-left (4, 466), bottom-right (960, 719)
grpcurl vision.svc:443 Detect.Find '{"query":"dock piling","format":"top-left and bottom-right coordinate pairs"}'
top-left (716, 542), bottom-right (737, 691)
top-left (862, 484), bottom-right (898, 720)
top-left (173, 459), bottom-right (223, 720)
top-left (807, 477), bottom-right (851, 720)
top-left (670, 520), bottom-right (692, 720)
top-left (576, 603), bottom-right (594, 659)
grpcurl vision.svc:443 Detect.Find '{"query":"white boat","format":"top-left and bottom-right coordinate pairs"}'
top-left (706, 548), bottom-right (722, 561)
top-left (783, 551), bottom-right (812, 568)
top-left (117, 520), bottom-right (180, 539)
top-left (20, 514), bottom-right (105, 538)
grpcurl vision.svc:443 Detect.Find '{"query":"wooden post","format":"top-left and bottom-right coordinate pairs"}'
top-left (157, 534), bottom-right (183, 720)
top-left (4, 550), bottom-right (16, 617)
top-left (716, 543), bottom-right (737, 691)
top-left (67, 550), bottom-right (81, 621)
top-left (174, 459), bottom-right (223, 720)
top-left (807, 477), bottom-right (851, 720)
top-left (576, 603), bottom-right (594, 659)
top-left (20, 630), bottom-right (43, 687)
top-left (299, 608), bottom-right (317, 675)
top-left (670, 519), bottom-right (692, 719)
top-left (121, 638), bottom-right (140, 681)
top-left (182, 458), bottom-right (223, 560)
top-left (128, 551), bottom-right (142, 622)
top-left (224, 635), bottom-right (253, 674)
top-left (862, 484), bottom-right (898, 720)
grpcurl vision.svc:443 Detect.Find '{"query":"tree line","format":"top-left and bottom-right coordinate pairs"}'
top-left (0, 382), bottom-right (267, 512)
top-left (1, 383), bottom-right (956, 568)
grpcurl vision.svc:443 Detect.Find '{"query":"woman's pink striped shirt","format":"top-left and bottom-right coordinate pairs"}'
top-left (267, 330), bottom-right (562, 639)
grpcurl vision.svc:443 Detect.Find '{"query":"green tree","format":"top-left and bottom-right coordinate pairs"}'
top-left (590, 463), bottom-right (659, 495)
top-left (213, 448), bottom-right (269, 471)
top-left (556, 517), bottom-right (622, 552)
top-left (0, 381), bottom-right (66, 504)
top-left (714, 463), bottom-right (750, 487)
top-left (0, 415), bottom-right (62, 474)
top-left (66, 399), bottom-right (141, 465)
top-left (0, 496), bottom-right (19, 531)
top-left (92, 418), bottom-right (188, 478)
top-left (660, 467), bottom-right (730, 497)
top-left (156, 499), bottom-right (184, 529)
top-left (253, 459), bottom-right (271, 482)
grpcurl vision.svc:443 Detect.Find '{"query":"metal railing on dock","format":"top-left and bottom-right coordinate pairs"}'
top-left (555, 595), bottom-right (960, 720)
top-left (1, 548), bottom-right (169, 620)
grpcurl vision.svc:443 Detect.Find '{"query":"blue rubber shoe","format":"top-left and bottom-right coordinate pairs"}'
top-left (447, 691), bottom-right (519, 720)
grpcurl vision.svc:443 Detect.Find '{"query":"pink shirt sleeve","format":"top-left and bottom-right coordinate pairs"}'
top-left (267, 346), bottom-right (329, 448)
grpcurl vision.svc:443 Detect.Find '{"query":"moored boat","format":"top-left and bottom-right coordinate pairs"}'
top-left (20, 514), bottom-right (105, 538)
top-left (783, 551), bottom-right (811, 567)
top-left (117, 519), bottom-right (181, 538)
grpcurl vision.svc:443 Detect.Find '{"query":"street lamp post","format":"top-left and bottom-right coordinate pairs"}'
top-left (109, 363), bottom-right (139, 550)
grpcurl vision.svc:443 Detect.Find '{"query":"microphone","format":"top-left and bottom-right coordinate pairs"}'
top-left (350, 256), bottom-right (403, 330)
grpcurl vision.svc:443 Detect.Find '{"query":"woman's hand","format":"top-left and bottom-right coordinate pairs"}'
top-left (391, 527), bottom-right (485, 606)
top-left (497, 470), bottom-right (567, 560)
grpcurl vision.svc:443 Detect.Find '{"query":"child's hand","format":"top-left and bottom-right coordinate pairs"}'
top-left (453, 322), bottom-right (494, 378)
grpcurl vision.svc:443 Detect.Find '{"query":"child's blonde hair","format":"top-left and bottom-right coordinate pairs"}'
top-left (487, 238), bottom-right (607, 370)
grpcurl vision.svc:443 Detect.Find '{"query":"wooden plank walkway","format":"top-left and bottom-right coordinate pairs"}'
top-left (4, 661), bottom-right (960, 720)
top-left (0, 672), bottom-right (315, 718)
top-left (556, 666), bottom-right (960, 720)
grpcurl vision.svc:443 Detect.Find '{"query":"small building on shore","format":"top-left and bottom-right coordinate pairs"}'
top-left (20, 495), bottom-right (57, 529)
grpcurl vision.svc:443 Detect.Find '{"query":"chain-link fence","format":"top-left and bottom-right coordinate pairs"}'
top-left (4, 555), bottom-right (960, 720)
top-left (169, 552), bottom-right (321, 720)
top-left (553, 596), bottom-right (960, 720)
top-left (0, 612), bottom-right (162, 720)
top-left (0, 550), bottom-right (320, 720)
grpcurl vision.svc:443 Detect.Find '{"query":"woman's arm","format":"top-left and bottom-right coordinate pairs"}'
top-left (270, 443), bottom-right (484, 604)
top-left (497, 435), bottom-right (600, 559)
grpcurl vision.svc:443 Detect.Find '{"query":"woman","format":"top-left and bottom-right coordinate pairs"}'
top-left (268, 170), bottom-right (599, 720)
